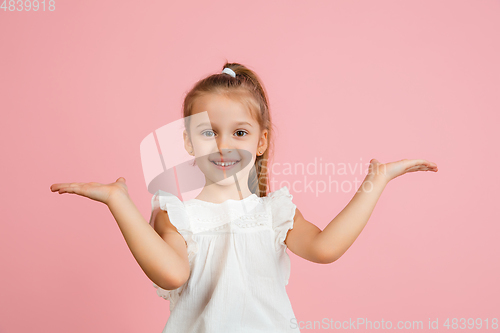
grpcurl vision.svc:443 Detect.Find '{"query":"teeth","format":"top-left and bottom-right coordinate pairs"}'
top-left (213, 161), bottom-right (238, 167)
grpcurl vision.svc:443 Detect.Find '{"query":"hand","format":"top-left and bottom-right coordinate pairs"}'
top-left (368, 158), bottom-right (438, 184)
top-left (50, 177), bottom-right (129, 205)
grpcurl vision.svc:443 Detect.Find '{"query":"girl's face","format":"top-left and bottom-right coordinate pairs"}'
top-left (184, 93), bottom-right (267, 190)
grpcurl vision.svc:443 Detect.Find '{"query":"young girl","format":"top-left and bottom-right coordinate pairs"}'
top-left (50, 62), bottom-right (438, 332)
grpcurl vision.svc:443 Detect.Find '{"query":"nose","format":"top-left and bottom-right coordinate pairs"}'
top-left (216, 134), bottom-right (234, 153)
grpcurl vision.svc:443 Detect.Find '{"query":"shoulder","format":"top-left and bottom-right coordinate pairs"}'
top-left (150, 190), bottom-right (189, 240)
top-left (286, 205), bottom-right (326, 263)
top-left (152, 199), bottom-right (189, 254)
top-left (154, 210), bottom-right (179, 235)
top-left (266, 186), bottom-right (293, 200)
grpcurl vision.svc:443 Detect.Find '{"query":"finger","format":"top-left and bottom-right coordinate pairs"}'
top-left (417, 159), bottom-right (438, 168)
top-left (58, 187), bottom-right (70, 194)
top-left (58, 182), bottom-right (87, 192)
top-left (406, 164), bottom-right (437, 173)
top-left (420, 160), bottom-right (435, 168)
top-left (52, 182), bottom-right (86, 191)
top-left (63, 183), bottom-right (84, 190)
top-left (409, 159), bottom-right (426, 166)
top-left (51, 183), bottom-right (74, 192)
top-left (419, 161), bottom-right (438, 170)
top-left (405, 166), bottom-right (420, 173)
top-left (404, 160), bottom-right (426, 171)
top-left (58, 186), bottom-right (83, 195)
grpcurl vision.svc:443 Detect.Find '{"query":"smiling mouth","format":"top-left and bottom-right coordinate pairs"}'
top-left (211, 160), bottom-right (240, 167)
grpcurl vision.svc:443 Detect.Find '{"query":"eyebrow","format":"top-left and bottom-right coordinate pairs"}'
top-left (196, 121), bottom-right (253, 128)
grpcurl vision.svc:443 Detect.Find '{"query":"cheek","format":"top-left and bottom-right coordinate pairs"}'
top-left (238, 146), bottom-right (257, 163)
top-left (191, 137), bottom-right (217, 150)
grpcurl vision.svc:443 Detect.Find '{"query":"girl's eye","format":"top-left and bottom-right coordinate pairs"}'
top-left (235, 130), bottom-right (248, 137)
top-left (201, 130), bottom-right (248, 138)
top-left (201, 130), bottom-right (215, 137)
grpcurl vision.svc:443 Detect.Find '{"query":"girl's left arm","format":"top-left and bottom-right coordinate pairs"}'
top-left (285, 158), bottom-right (438, 264)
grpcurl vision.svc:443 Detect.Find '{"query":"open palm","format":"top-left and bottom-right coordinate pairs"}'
top-left (368, 158), bottom-right (438, 183)
top-left (50, 177), bottom-right (129, 205)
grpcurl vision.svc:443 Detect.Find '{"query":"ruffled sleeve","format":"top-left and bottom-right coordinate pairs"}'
top-left (268, 186), bottom-right (297, 286)
top-left (148, 190), bottom-right (199, 311)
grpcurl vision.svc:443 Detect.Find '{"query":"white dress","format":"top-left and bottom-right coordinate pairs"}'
top-left (148, 186), bottom-right (301, 333)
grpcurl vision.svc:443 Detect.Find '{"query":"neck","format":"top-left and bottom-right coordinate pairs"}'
top-left (195, 180), bottom-right (254, 203)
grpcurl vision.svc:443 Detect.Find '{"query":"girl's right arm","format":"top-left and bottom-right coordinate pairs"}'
top-left (50, 177), bottom-right (190, 291)
top-left (107, 190), bottom-right (190, 290)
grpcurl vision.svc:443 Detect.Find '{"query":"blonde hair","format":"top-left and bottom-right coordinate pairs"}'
top-left (182, 61), bottom-right (274, 197)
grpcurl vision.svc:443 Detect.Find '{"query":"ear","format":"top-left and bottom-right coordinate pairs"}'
top-left (183, 130), bottom-right (194, 155)
top-left (257, 129), bottom-right (268, 155)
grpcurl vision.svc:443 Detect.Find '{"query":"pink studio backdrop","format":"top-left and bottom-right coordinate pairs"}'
top-left (1, 1), bottom-right (499, 332)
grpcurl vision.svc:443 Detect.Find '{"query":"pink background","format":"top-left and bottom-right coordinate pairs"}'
top-left (1, 0), bottom-right (499, 332)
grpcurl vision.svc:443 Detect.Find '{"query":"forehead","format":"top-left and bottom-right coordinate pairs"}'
top-left (191, 93), bottom-right (257, 127)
